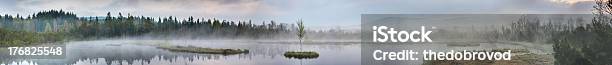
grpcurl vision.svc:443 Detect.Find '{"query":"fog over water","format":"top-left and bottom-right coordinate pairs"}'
top-left (1, 39), bottom-right (362, 65)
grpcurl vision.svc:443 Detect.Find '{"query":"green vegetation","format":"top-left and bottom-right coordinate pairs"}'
top-left (0, 10), bottom-right (75, 46)
top-left (550, 0), bottom-right (612, 65)
top-left (0, 28), bottom-right (65, 46)
top-left (0, 10), bottom-right (294, 39)
top-left (0, 10), bottom-right (359, 46)
top-left (72, 12), bottom-right (293, 39)
top-left (482, 13), bottom-right (612, 65)
top-left (434, 7), bottom-right (612, 64)
top-left (464, 1), bottom-right (612, 64)
top-left (297, 19), bottom-right (306, 50)
top-left (0, 10), bottom-right (305, 46)
top-left (283, 19), bottom-right (320, 59)
top-left (283, 51), bottom-right (319, 59)
top-left (297, 19), bottom-right (305, 42)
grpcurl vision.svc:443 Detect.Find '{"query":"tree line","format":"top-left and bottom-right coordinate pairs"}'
top-left (0, 10), bottom-right (299, 40)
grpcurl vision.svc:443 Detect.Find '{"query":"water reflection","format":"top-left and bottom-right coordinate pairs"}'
top-left (1, 40), bottom-right (361, 65)
top-left (72, 55), bottom-right (248, 65)
top-left (1, 60), bottom-right (38, 65)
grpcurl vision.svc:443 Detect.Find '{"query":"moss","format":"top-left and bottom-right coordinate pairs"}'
top-left (283, 51), bottom-right (319, 59)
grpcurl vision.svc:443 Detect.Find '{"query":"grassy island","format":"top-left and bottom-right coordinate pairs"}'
top-left (283, 51), bottom-right (320, 59)
top-left (157, 45), bottom-right (249, 55)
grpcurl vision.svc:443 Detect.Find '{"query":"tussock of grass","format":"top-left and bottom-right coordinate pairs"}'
top-left (283, 51), bottom-right (319, 59)
top-left (157, 45), bottom-right (249, 55)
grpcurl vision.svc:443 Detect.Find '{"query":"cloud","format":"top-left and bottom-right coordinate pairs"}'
top-left (13, 0), bottom-right (275, 16)
top-left (17, 0), bottom-right (113, 9)
top-left (132, 0), bottom-right (271, 16)
top-left (0, 0), bottom-right (598, 30)
top-left (550, 0), bottom-right (594, 5)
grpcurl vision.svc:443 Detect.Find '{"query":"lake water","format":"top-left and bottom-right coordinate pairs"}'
top-left (0, 40), bottom-right (361, 65)
top-left (0, 40), bottom-right (553, 65)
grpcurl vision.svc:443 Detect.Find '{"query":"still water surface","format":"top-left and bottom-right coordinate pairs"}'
top-left (1, 40), bottom-right (553, 65)
top-left (1, 40), bottom-right (361, 65)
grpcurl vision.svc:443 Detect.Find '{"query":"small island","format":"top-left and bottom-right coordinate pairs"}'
top-left (284, 51), bottom-right (319, 59)
top-left (157, 45), bottom-right (249, 55)
top-left (130, 42), bottom-right (249, 55)
top-left (283, 19), bottom-right (320, 59)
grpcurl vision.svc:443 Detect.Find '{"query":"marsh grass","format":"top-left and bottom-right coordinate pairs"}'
top-left (157, 45), bottom-right (249, 55)
top-left (129, 41), bottom-right (249, 55)
top-left (283, 51), bottom-right (319, 59)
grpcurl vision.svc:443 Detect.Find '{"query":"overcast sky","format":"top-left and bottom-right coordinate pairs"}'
top-left (0, 0), bottom-right (596, 30)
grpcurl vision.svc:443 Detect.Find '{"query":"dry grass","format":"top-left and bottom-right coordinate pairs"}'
top-left (422, 49), bottom-right (553, 65)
